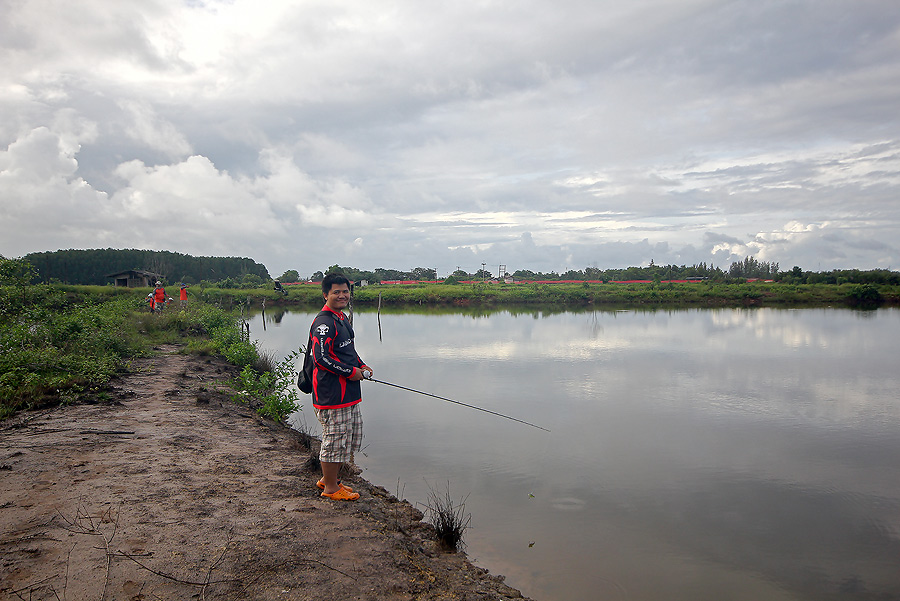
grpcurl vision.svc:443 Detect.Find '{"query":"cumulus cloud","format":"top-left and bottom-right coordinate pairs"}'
top-left (1, 0), bottom-right (899, 276)
top-left (0, 126), bottom-right (109, 252)
top-left (117, 100), bottom-right (193, 159)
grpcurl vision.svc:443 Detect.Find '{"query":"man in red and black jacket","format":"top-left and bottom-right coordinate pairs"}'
top-left (309, 273), bottom-right (373, 501)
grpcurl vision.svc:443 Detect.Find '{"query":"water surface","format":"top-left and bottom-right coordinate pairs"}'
top-left (249, 307), bottom-right (900, 601)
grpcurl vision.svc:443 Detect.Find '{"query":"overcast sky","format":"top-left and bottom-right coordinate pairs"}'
top-left (2, 0), bottom-right (899, 278)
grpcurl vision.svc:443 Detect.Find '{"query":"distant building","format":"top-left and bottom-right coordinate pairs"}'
top-left (107, 269), bottom-right (165, 288)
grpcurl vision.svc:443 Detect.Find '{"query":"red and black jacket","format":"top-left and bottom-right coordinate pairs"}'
top-left (309, 306), bottom-right (367, 410)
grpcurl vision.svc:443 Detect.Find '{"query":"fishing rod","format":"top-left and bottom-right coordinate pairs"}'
top-left (364, 375), bottom-right (550, 432)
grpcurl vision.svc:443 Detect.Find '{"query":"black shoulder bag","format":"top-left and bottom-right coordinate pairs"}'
top-left (297, 310), bottom-right (331, 394)
top-left (297, 311), bottom-right (337, 394)
top-left (296, 341), bottom-right (314, 394)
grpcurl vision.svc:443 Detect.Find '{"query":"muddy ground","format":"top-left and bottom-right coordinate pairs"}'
top-left (0, 345), bottom-right (531, 601)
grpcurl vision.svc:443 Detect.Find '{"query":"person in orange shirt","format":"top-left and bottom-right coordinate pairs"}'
top-left (153, 281), bottom-right (171, 312)
top-left (179, 284), bottom-right (188, 308)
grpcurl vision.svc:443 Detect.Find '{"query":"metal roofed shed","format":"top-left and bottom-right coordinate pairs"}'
top-left (107, 269), bottom-right (165, 288)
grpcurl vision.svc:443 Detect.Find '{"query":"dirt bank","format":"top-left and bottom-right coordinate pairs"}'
top-left (0, 345), bottom-right (531, 601)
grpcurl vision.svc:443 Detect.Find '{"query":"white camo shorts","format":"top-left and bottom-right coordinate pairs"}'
top-left (314, 404), bottom-right (363, 463)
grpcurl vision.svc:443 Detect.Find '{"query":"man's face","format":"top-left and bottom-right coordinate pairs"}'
top-left (324, 283), bottom-right (351, 310)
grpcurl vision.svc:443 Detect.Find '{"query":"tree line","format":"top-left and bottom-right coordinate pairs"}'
top-left (9, 249), bottom-right (899, 288)
top-left (294, 259), bottom-right (900, 286)
top-left (292, 265), bottom-right (438, 283)
top-left (23, 249), bottom-right (270, 286)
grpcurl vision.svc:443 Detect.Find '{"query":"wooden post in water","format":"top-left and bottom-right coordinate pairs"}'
top-left (377, 292), bottom-right (383, 342)
top-left (348, 282), bottom-right (354, 326)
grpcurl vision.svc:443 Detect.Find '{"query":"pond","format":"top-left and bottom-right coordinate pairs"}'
top-left (247, 306), bottom-right (900, 601)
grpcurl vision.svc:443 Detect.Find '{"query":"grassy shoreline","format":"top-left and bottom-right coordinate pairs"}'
top-left (195, 280), bottom-right (900, 309)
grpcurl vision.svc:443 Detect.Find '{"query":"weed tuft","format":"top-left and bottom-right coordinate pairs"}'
top-left (291, 418), bottom-right (315, 450)
top-left (253, 349), bottom-right (277, 374)
top-left (304, 453), bottom-right (321, 472)
top-left (423, 483), bottom-right (471, 552)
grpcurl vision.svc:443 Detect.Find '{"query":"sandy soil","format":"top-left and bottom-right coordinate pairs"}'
top-left (1, 345), bottom-right (531, 601)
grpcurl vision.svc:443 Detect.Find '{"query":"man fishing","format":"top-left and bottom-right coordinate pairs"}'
top-left (308, 273), bottom-right (373, 501)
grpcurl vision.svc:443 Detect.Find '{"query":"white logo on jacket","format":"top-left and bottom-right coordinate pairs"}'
top-left (315, 324), bottom-right (330, 336)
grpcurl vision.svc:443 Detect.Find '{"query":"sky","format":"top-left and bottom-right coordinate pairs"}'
top-left (2, 0), bottom-right (899, 279)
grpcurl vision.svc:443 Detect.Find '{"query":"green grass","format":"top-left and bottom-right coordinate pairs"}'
top-left (0, 285), bottom-right (264, 420)
top-left (0, 289), bottom-right (144, 418)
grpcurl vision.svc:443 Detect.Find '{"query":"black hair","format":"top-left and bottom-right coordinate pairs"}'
top-left (322, 273), bottom-right (351, 295)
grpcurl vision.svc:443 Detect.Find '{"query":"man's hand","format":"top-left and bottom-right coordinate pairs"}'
top-left (349, 366), bottom-right (373, 381)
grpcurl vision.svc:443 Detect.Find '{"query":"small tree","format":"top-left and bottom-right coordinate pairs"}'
top-left (278, 269), bottom-right (300, 282)
top-left (241, 273), bottom-right (265, 288)
top-left (411, 267), bottom-right (437, 280)
top-left (0, 256), bottom-right (38, 304)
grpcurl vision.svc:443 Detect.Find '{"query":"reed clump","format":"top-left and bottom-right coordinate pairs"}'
top-left (424, 484), bottom-right (471, 552)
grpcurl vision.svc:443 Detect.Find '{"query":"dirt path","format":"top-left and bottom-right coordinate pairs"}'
top-left (1, 345), bottom-right (530, 601)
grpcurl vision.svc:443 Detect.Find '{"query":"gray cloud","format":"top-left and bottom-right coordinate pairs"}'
top-left (2, 0), bottom-right (899, 277)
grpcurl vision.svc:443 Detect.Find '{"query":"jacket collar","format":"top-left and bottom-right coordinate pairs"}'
top-left (322, 304), bottom-right (346, 320)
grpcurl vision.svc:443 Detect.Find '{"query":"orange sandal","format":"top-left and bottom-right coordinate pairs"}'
top-left (321, 487), bottom-right (360, 501)
top-left (316, 479), bottom-right (353, 493)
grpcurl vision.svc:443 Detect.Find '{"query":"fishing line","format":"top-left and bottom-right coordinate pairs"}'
top-left (364, 376), bottom-right (550, 432)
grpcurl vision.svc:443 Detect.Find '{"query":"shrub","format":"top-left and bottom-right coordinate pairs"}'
top-left (848, 283), bottom-right (882, 305)
top-left (230, 350), bottom-right (301, 423)
top-left (223, 340), bottom-right (258, 368)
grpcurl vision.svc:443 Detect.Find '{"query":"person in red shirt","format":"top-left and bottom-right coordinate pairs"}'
top-left (179, 284), bottom-right (188, 308)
